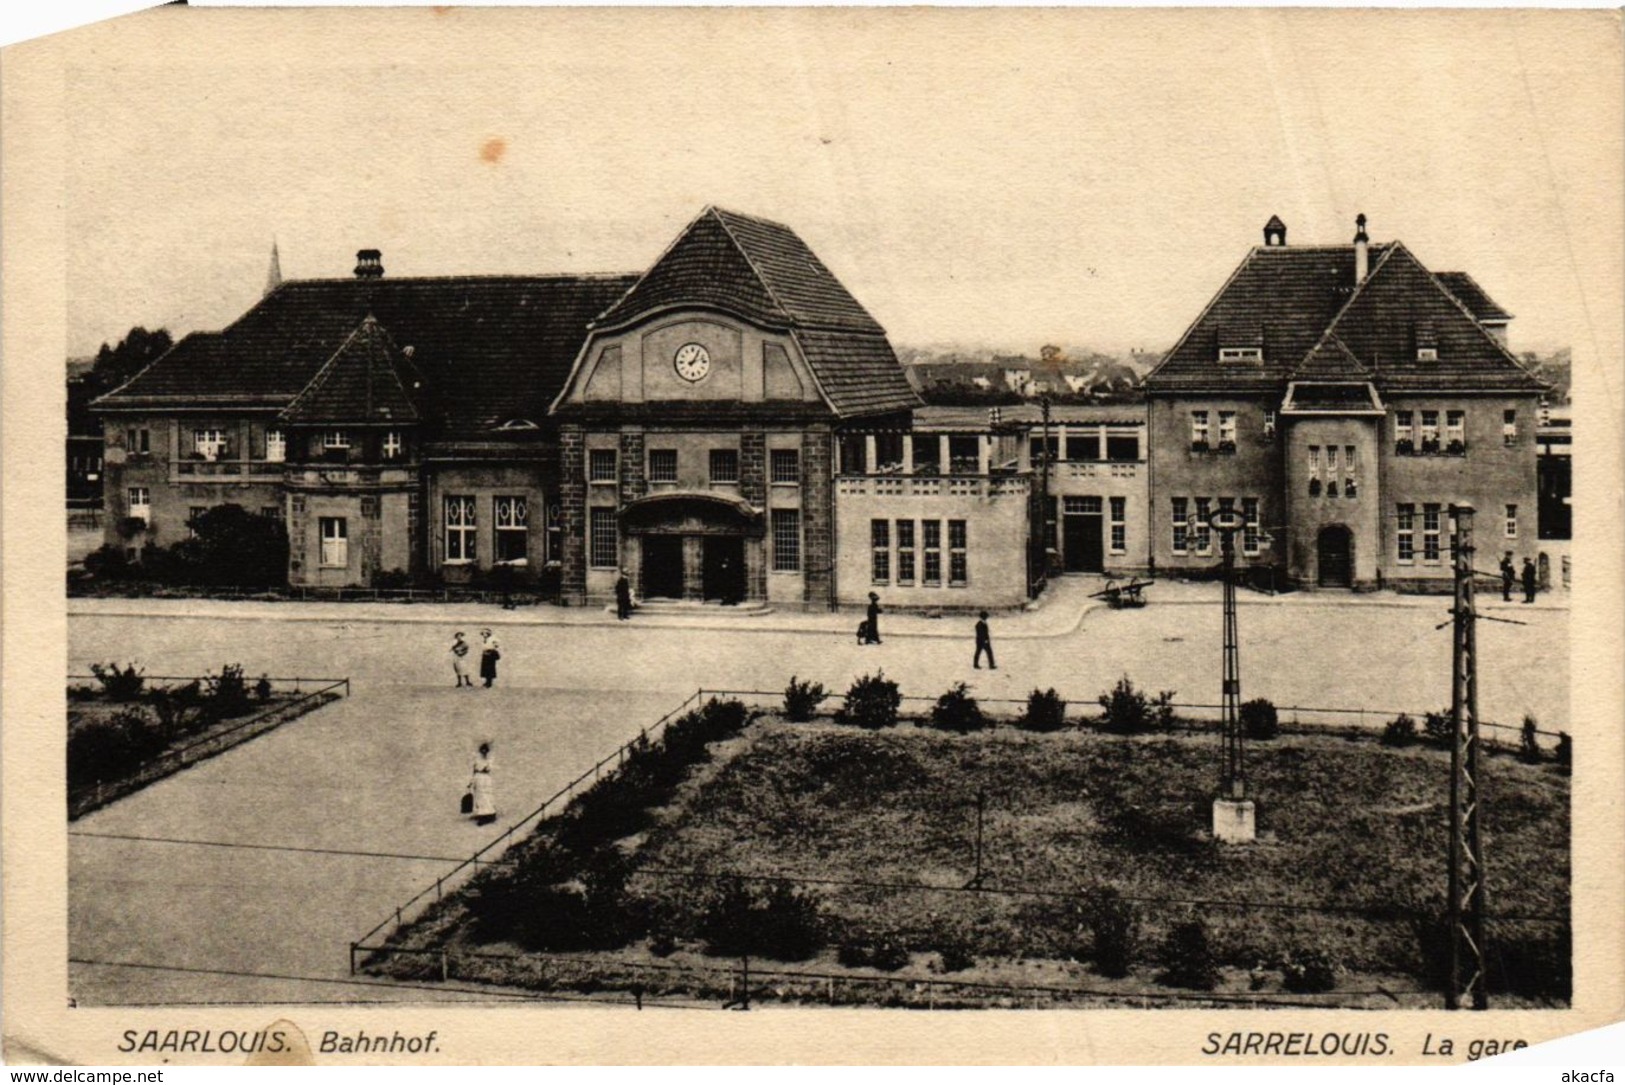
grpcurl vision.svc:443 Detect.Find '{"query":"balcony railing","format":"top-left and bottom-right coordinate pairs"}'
top-left (837, 474), bottom-right (1030, 499)
top-left (1061, 461), bottom-right (1140, 479)
top-left (169, 458), bottom-right (285, 481)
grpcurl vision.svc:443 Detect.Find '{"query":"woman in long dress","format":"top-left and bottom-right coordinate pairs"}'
top-left (468, 742), bottom-right (497, 825)
top-left (479, 629), bottom-right (500, 688)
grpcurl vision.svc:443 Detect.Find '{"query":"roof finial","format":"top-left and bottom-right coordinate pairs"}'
top-left (264, 239), bottom-right (283, 297)
top-left (1263, 215), bottom-right (1287, 247)
top-left (1354, 213), bottom-right (1369, 243)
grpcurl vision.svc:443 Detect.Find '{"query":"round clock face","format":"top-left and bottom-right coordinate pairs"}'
top-left (674, 343), bottom-right (711, 382)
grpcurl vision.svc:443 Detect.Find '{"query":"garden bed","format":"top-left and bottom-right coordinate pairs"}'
top-left (363, 697), bottom-right (1569, 1009)
top-left (68, 669), bottom-right (346, 819)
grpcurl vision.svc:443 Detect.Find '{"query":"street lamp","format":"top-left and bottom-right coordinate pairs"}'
top-left (1207, 505), bottom-right (1255, 843)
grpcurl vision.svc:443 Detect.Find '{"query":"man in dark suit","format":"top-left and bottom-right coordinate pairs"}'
top-left (865, 592), bottom-right (883, 644)
top-left (1521, 557), bottom-right (1538, 604)
top-left (973, 611), bottom-right (995, 670)
top-left (1499, 552), bottom-right (1516, 602)
top-left (614, 569), bottom-right (632, 620)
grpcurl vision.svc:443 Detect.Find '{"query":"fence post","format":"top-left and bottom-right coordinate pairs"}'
top-left (349, 942), bottom-right (357, 975)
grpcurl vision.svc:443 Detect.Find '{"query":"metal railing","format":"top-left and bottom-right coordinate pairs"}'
top-left (68, 676), bottom-right (349, 819)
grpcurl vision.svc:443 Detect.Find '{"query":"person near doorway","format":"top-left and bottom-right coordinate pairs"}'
top-left (615, 569), bottom-right (633, 621)
top-left (864, 592), bottom-right (883, 644)
top-left (467, 742), bottom-right (497, 826)
top-left (973, 611), bottom-right (996, 670)
top-left (479, 628), bottom-right (501, 686)
top-left (450, 631), bottom-right (472, 687)
top-left (1499, 552), bottom-right (1516, 602)
top-left (1521, 557), bottom-right (1538, 604)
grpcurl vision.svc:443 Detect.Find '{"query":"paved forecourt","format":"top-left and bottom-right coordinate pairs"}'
top-left (67, 584), bottom-right (1568, 1003)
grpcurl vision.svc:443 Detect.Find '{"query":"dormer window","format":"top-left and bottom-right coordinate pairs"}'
top-left (1415, 322), bottom-right (1438, 361)
top-left (323, 429), bottom-right (351, 450)
top-left (497, 418), bottom-right (539, 431)
top-left (382, 431), bottom-right (403, 460)
top-left (1219, 346), bottom-right (1263, 364)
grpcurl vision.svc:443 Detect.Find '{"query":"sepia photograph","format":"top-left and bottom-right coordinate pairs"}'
top-left (5, 3), bottom-right (1622, 1066)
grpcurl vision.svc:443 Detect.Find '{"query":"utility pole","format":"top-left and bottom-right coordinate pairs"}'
top-left (1447, 504), bottom-right (1488, 1010)
top-left (1207, 507), bottom-right (1253, 842)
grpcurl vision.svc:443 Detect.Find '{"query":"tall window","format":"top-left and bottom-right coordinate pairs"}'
top-left (770, 449), bottom-right (800, 484)
top-left (382, 431), bottom-right (403, 460)
top-left (896, 520), bottom-right (916, 583)
top-left (1503, 409), bottom-right (1518, 446)
top-left (840, 434), bottom-right (868, 474)
top-left (949, 520), bottom-right (967, 584)
top-left (1217, 411), bottom-right (1237, 449)
top-left (319, 517), bottom-right (348, 567)
top-left (1422, 503), bottom-right (1442, 563)
top-left (1242, 497), bottom-right (1260, 555)
top-left (494, 495), bottom-right (528, 563)
top-left (922, 520), bottom-right (942, 585)
top-left (1420, 411), bottom-right (1440, 452)
top-left (1190, 410), bottom-right (1210, 448)
top-left (128, 487), bottom-right (151, 523)
top-left (1308, 445), bottom-right (1321, 495)
top-left (1396, 503), bottom-right (1415, 563)
top-left (709, 448), bottom-right (740, 485)
top-left (261, 505), bottom-right (283, 523)
top-left (1106, 432), bottom-right (1139, 462)
top-left (1263, 410), bottom-right (1277, 441)
top-left (126, 428), bottom-right (151, 456)
top-left (1344, 445), bottom-right (1358, 497)
top-left (771, 509), bottom-right (801, 572)
top-left (265, 428), bottom-right (286, 463)
top-left (911, 434), bottom-right (942, 473)
top-left (1029, 434), bottom-right (1059, 466)
top-left (323, 429), bottom-right (351, 450)
top-left (1109, 497), bottom-right (1126, 554)
top-left (1446, 410), bottom-right (1466, 450)
top-left (1394, 410), bottom-right (1414, 451)
top-left (589, 507), bottom-right (618, 568)
top-left (194, 428), bottom-right (229, 461)
top-left (1193, 497), bottom-right (1212, 554)
top-left (588, 448), bottom-right (617, 482)
top-left (1324, 447), bottom-right (1339, 497)
top-left (871, 519), bottom-right (890, 583)
top-left (1505, 504), bottom-right (1518, 540)
top-left (873, 434), bottom-right (905, 473)
top-left (187, 506), bottom-right (206, 537)
top-left (648, 449), bottom-right (678, 484)
top-left (1171, 497), bottom-right (1189, 555)
top-left (444, 495), bottom-right (477, 562)
top-left (1066, 429), bottom-right (1101, 462)
top-left (948, 436), bottom-right (981, 474)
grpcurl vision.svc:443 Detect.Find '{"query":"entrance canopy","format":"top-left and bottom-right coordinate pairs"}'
top-left (619, 490), bottom-right (764, 536)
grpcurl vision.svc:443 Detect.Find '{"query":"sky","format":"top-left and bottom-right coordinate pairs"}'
top-left (59, 7), bottom-right (1621, 366)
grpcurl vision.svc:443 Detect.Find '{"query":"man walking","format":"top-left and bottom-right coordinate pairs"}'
top-left (1521, 556), bottom-right (1538, 604)
top-left (615, 568), bottom-right (633, 621)
top-left (1499, 552), bottom-right (1516, 602)
top-left (973, 611), bottom-right (996, 670)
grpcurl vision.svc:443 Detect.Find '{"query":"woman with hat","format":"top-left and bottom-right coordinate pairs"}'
top-left (467, 742), bottom-right (498, 825)
top-left (865, 592), bottom-right (883, 645)
top-left (479, 628), bottom-right (501, 687)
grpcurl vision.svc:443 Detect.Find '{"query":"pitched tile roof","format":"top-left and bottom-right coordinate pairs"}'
top-left (1145, 239), bottom-right (1544, 395)
top-left (595, 207), bottom-right (885, 334)
top-left (279, 315), bottom-right (421, 425)
top-left (1435, 271), bottom-right (1513, 323)
top-left (95, 274), bottom-right (639, 433)
top-left (580, 207), bottom-right (917, 418)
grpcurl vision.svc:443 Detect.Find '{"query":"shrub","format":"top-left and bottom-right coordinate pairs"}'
top-left (935, 942), bottom-right (975, 974)
top-left (1157, 919), bottom-right (1219, 990)
top-left (837, 672), bottom-right (901, 730)
top-left (374, 568), bottom-right (414, 591)
top-left (67, 707), bottom-right (165, 790)
top-left (837, 936), bottom-right (910, 972)
top-left (90, 662), bottom-right (146, 702)
top-left (929, 682), bottom-right (987, 733)
top-left (1381, 713), bottom-right (1417, 748)
top-left (1520, 714), bottom-right (1541, 764)
top-left (84, 544), bottom-right (133, 581)
top-left (1241, 698), bottom-right (1279, 741)
top-left (783, 676), bottom-right (829, 722)
top-left (149, 681), bottom-right (209, 739)
top-left (1019, 687), bottom-right (1069, 732)
top-left (1085, 888), bottom-right (1140, 979)
top-left (254, 675), bottom-right (274, 703)
top-left (646, 929), bottom-right (678, 958)
top-left (699, 878), bottom-right (823, 961)
top-left (1280, 949), bottom-right (1338, 993)
top-left (1424, 709), bottom-right (1453, 749)
top-left (168, 505), bottom-right (290, 588)
top-left (209, 664), bottom-right (251, 718)
top-left (1097, 675), bottom-right (1170, 735)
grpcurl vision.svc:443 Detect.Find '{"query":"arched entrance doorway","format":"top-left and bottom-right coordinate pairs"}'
top-left (620, 492), bottom-right (761, 604)
top-left (1317, 524), bottom-right (1353, 588)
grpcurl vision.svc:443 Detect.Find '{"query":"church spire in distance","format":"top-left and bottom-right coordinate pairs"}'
top-left (264, 239), bottom-right (283, 296)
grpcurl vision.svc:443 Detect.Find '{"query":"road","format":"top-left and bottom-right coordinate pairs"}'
top-left (67, 587), bottom-right (1568, 1004)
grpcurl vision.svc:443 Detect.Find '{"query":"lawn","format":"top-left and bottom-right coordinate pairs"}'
top-left (367, 710), bottom-right (1570, 1009)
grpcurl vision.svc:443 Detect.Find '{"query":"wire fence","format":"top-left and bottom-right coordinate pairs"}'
top-left (68, 676), bottom-right (349, 819)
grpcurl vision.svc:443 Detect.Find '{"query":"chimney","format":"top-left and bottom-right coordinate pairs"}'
top-left (1353, 214), bottom-right (1369, 283)
top-left (354, 249), bottom-right (384, 279)
top-left (1263, 215), bottom-right (1287, 247)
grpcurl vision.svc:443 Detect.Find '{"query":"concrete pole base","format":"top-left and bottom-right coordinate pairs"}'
top-left (1212, 797), bottom-right (1257, 844)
